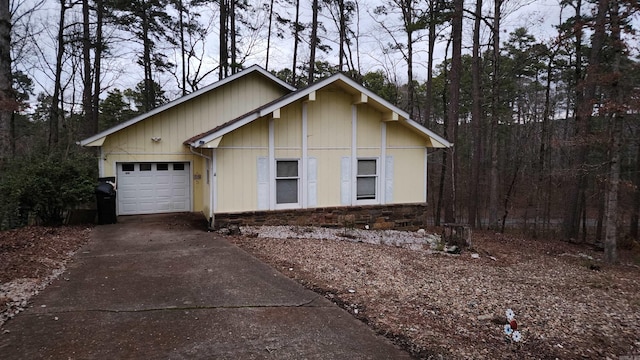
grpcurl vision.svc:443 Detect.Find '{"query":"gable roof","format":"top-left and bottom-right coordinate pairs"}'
top-left (79, 65), bottom-right (297, 146)
top-left (185, 73), bottom-right (452, 149)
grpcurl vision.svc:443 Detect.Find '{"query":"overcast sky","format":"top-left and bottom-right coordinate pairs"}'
top-left (17, 0), bottom-right (574, 104)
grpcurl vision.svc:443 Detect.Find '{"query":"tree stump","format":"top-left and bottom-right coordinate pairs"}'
top-left (442, 223), bottom-right (472, 249)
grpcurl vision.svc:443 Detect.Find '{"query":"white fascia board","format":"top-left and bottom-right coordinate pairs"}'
top-left (191, 113), bottom-right (260, 147)
top-left (80, 65), bottom-right (295, 146)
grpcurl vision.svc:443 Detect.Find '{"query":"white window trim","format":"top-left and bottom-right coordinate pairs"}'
top-left (274, 158), bottom-right (302, 209)
top-left (355, 157), bottom-right (379, 205)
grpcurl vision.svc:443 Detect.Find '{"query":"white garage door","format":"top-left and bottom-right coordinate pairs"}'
top-left (117, 162), bottom-right (191, 215)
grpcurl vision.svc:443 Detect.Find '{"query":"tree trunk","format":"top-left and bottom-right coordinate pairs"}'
top-left (178, 0), bottom-right (186, 95)
top-left (291, 0), bottom-right (300, 85)
top-left (93, 0), bottom-right (103, 130)
top-left (219, 0), bottom-right (228, 80)
top-left (338, 0), bottom-right (345, 71)
top-left (443, 0), bottom-right (462, 224)
top-left (563, 0), bottom-right (587, 240)
top-left (604, 0), bottom-right (620, 263)
top-left (0, 0), bottom-right (13, 164)
top-left (82, 0), bottom-right (94, 137)
top-left (631, 140), bottom-right (640, 239)
top-left (424, 0), bottom-right (436, 127)
top-left (534, 51), bottom-right (554, 236)
top-left (230, 0), bottom-right (237, 74)
top-left (50, 0), bottom-right (68, 148)
top-left (488, 0), bottom-right (501, 230)
top-left (142, 6), bottom-right (154, 112)
top-left (265, 0), bottom-right (274, 71)
top-left (404, 2), bottom-right (414, 118)
top-left (435, 38), bottom-right (451, 226)
top-left (469, 0), bottom-right (482, 229)
top-left (308, 0), bottom-right (318, 84)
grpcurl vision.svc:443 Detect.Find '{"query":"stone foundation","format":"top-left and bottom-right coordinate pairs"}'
top-left (213, 204), bottom-right (429, 230)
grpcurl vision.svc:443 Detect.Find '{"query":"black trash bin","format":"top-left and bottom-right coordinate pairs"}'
top-left (95, 179), bottom-right (117, 224)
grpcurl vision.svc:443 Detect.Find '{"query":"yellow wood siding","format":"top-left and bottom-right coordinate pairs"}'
top-left (100, 73), bottom-right (287, 213)
top-left (102, 72), bottom-right (286, 156)
top-left (274, 103), bottom-right (302, 156)
top-left (216, 118), bottom-right (268, 212)
top-left (307, 90), bottom-right (352, 149)
top-left (387, 148), bottom-right (425, 203)
top-left (387, 121), bottom-right (426, 147)
top-left (307, 89), bottom-right (352, 207)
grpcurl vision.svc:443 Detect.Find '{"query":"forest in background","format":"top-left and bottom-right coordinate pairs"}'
top-left (0, 0), bottom-right (638, 263)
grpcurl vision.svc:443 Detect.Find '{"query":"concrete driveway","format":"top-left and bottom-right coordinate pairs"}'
top-left (0, 213), bottom-right (412, 359)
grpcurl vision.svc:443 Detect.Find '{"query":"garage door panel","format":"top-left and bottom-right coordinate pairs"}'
top-left (117, 162), bottom-right (191, 215)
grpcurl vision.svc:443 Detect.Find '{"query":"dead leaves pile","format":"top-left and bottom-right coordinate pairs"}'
top-left (230, 229), bottom-right (640, 359)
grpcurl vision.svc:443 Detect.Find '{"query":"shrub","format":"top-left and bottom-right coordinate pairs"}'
top-left (0, 149), bottom-right (97, 229)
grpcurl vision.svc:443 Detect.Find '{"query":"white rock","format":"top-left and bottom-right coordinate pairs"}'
top-left (471, 253), bottom-right (480, 259)
top-left (348, 289), bottom-right (356, 293)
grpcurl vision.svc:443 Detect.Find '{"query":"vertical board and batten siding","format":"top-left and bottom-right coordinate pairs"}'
top-left (215, 118), bottom-right (268, 212)
top-left (307, 89), bottom-right (353, 207)
top-left (274, 103), bottom-right (302, 158)
top-left (214, 87), bottom-right (430, 213)
top-left (386, 121), bottom-right (427, 203)
top-left (99, 72), bottom-right (288, 213)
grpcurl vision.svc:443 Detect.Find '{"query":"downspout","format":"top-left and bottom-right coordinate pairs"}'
top-left (189, 145), bottom-right (215, 230)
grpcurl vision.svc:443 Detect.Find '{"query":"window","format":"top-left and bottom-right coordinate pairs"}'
top-left (173, 163), bottom-right (185, 171)
top-left (276, 160), bottom-right (299, 204)
top-left (122, 163), bottom-right (135, 172)
top-left (357, 159), bottom-right (377, 200)
top-left (140, 164), bottom-right (152, 171)
top-left (157, 163), bottom-right (169, 171)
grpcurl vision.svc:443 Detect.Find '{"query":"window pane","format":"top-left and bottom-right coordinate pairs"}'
top-left (357, 160), bottom-right (376, 176)
top-left (276, 179), bottom-right (298, 204)
top-left (140, 164), bottom-right (151, 171)
top-left (157, 163), bottom-right (169, 171)
top-left (122, 163), bottom-right (134, 172)
top-left (173, 163), bottom-right (185, 171)
top-left (357, 177), bottom-right (376, 199)
top-left (276, 161), bottom-right (298, 177)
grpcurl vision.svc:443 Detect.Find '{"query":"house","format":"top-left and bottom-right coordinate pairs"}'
top-left (80, 65), bottom-right (452, 229)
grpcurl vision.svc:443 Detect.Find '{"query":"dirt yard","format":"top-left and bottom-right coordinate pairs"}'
top-left (0, 226), bottom-right (91, 326)
top-left (1, 223), bottom-right (639, 359)
top-left (228, 227), bottom-right (640, 359)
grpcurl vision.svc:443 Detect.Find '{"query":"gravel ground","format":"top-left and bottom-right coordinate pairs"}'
top-left (230, 226), bottom-right (640, 359)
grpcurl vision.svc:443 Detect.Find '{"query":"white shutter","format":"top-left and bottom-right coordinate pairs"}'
top-left (257, 157), bottom-right (269, 210)
top-left (341, 156), bottom-right (351, 205)
top-left (307, 157), bottom-right (317, 207)
top-left (385, 155), bottom-right (394, 203)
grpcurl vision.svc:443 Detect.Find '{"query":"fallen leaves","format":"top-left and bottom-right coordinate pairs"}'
top-left (0, 226), bottom-right (91, 326)
top-left (229, 226), bottom-right (640, 359)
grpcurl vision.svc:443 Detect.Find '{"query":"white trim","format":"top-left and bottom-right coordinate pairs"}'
top-left (98, 147), bottom-right (105, 177)
top-left (212, 149), bottom-right (218, 212)
top-left (214, 146), bottom-right (269, 150)
top-left (274, 158), bottom-right (302, 210)
top-left (380, 122), bottom-right (387, 204)
top-left (268, 118), bottom-right (275, 210)
top-left (355, 157), bottom-right (380, 206)
top-left (351, 105), bottom-right (357, 206)
top-left (80, 65), bottom-right (295, 146)
top-left (301, 102), bottom-right (308, 208)
top-left (424, 148), bottom-right (428, 203)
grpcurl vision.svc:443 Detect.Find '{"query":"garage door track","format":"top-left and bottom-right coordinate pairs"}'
top-left (0, 214), bottom-right (411, 359)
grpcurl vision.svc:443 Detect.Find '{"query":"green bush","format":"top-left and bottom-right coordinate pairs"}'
top-left (0, 149), bottom-right (97, 229)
